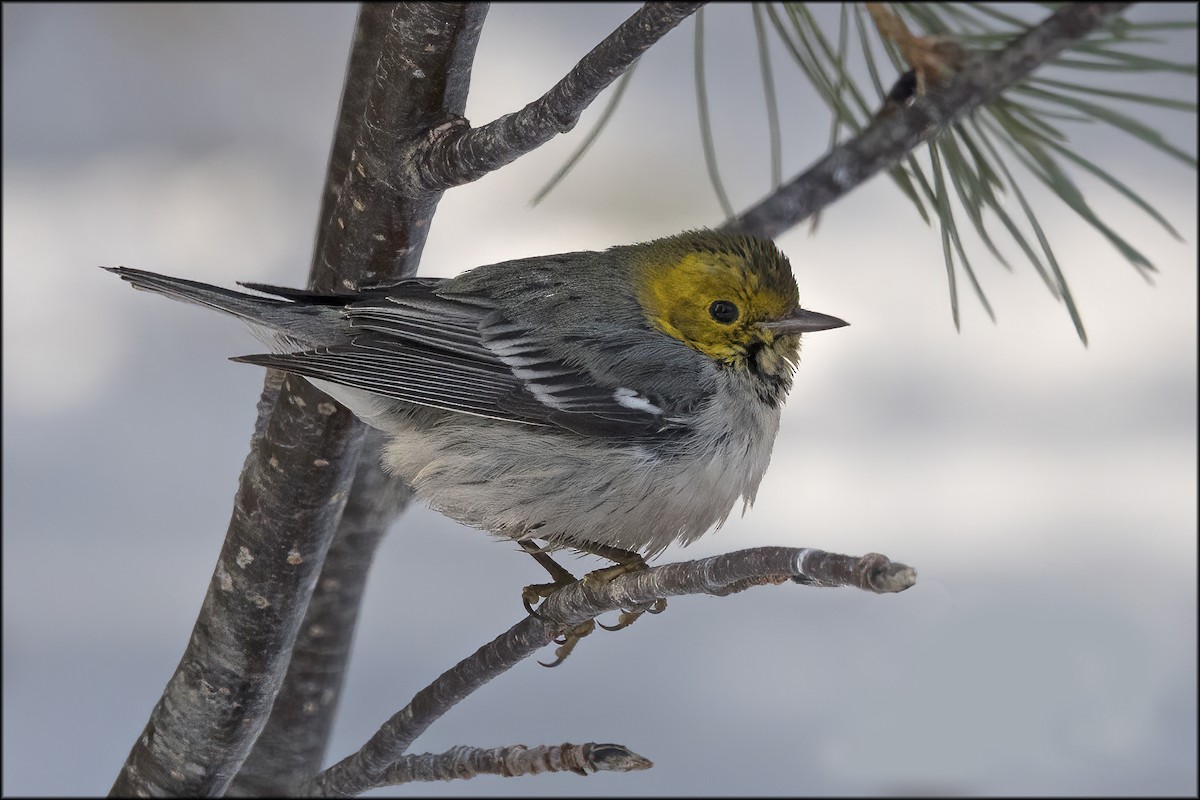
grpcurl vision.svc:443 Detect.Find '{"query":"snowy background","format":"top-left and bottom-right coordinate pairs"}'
top-left (3, 3), bottom-right (1196, 795)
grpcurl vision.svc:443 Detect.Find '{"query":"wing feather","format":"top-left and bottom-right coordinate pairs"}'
top-left (232, 278), bottom-right (690, 437)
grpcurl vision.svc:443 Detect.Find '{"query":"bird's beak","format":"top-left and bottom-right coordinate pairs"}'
top-left (761, 308), bottom-right (849, 336)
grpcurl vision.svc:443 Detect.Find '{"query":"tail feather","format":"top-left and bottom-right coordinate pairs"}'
top-left (103, 266), bottom-right (343, 351)
top-left (103, 266), bottom-right (290, 323)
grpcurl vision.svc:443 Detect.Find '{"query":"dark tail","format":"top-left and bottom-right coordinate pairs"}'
top-left (103, 266), bottom-right (292, 325)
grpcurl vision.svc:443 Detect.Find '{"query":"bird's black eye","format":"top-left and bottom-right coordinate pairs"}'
top-left (709, 300), bottom-right (739, 324)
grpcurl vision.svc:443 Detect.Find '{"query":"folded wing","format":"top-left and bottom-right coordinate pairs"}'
top-left (234, 280), bottom-right (689, 438)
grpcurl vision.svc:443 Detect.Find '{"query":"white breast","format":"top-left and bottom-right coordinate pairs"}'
top-left (376, 372), bottom-right (784, 558)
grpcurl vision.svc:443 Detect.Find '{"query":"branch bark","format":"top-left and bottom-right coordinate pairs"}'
top-left (108, 375), bottom-right (368, 798)
top-left (372, 742), bottom-right (652, 787)
top-left (227, 431), bottom-right (413, 796)
top-left (401, 1), bottom-right (705, 192)
top-left (300, 547), bottom-right (914, 797)
top-left (110, 4), bottom-right (487, 796)
top-left (728, 2), bottom-right (1132, 238)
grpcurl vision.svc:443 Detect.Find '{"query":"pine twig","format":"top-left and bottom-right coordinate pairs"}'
top-left (729, 3), bottom-right (1132, 238)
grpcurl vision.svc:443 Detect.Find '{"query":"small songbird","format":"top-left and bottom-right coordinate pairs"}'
top-left (108, 230), bottom-right (847, 662)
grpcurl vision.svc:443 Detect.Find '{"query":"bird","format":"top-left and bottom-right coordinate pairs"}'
top-left (106, 229), bottom-right (848, 664)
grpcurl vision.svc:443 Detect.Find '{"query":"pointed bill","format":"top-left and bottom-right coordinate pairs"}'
top-left (760, 308), bottom-right (849, 336)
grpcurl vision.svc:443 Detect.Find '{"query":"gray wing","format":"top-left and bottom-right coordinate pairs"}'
top-left (233, 280), bottom-right (693, 438)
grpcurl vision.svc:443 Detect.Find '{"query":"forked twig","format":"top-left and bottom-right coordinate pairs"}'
top-left (300, 546), bottom-right (915, 796)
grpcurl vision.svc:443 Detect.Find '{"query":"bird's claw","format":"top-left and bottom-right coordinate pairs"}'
top-left (524, 549), bottom-right (664, 666)
top-left (597, 597), bottom-right (669, 631)
top-left (597, 610), bottom-right (641, 632)
top-left (522, 580), bottom-right (570, 620)
top-left (538, 620), bottom-right (596, 668)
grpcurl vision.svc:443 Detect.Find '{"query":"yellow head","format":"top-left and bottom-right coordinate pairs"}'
top-left (630, 230), bottom-right (846, 380)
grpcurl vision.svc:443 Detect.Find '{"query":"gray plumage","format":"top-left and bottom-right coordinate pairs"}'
top-left (106, 232), bottom-right (839, 557)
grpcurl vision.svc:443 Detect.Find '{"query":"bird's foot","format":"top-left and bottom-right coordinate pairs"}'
top-left (521, 579), bottom-right (573, 620)
top-left (519, 541), bottom-right (666, 666)
top-left (597, 597), bottom-right (668, 631)
top-left (580, 556), bottom-right (668, 633)
top-left (538, 619), bottom-right (596, 668)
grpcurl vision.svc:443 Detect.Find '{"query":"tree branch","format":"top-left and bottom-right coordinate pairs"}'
top-left (111, 4), bottom-right (488, 796)
top-left (300, 547), bottom-right (914, 797)
top-left (227, 431), bottom-right (413, 796)
top-left (225, 9), bottom-right (414, 795)
top-left (371, 743), bottom-right (652, 787)
top-left (227, 4), bottom-right (488, 796)
top-left (401, 1), bottom-right (706, 192)
top-left (728, 2), bottom-right (1133, 238)
top-left (108, 373), bottom-right (368, 798)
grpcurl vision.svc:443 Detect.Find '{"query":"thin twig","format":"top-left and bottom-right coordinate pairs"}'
top-left (372, 743), bottom-right (652, 787)
top-left (300, 546), bottom-right (914, 797)
top-left (728, 3), bottom-right (1132, 238)
top-left (403, 1), bottom-right (706, 191)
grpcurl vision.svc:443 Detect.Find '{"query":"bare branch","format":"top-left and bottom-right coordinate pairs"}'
top-left (537, 548), bottom-right (916, 623)
top-left (728, 3), bottom-right (1133, 239)
top-left (403, 1), bottom-right (706, 192)
top-left (228, 431), bottom-right (413, 796)
top-left (108, 371), bottom-right (369, 798)
top-left (306, 5), bottom-right (394, 288)
top-left (372, 743), bottom-right (652, 787)
top-left (111, 4), bottom-right (487, 797)
top-left (301, 546), bottom-right (914, 797)
top-left (311, 3), bottom-right (489, 286)
top-left (227, 9), bottom-right (403, 789)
